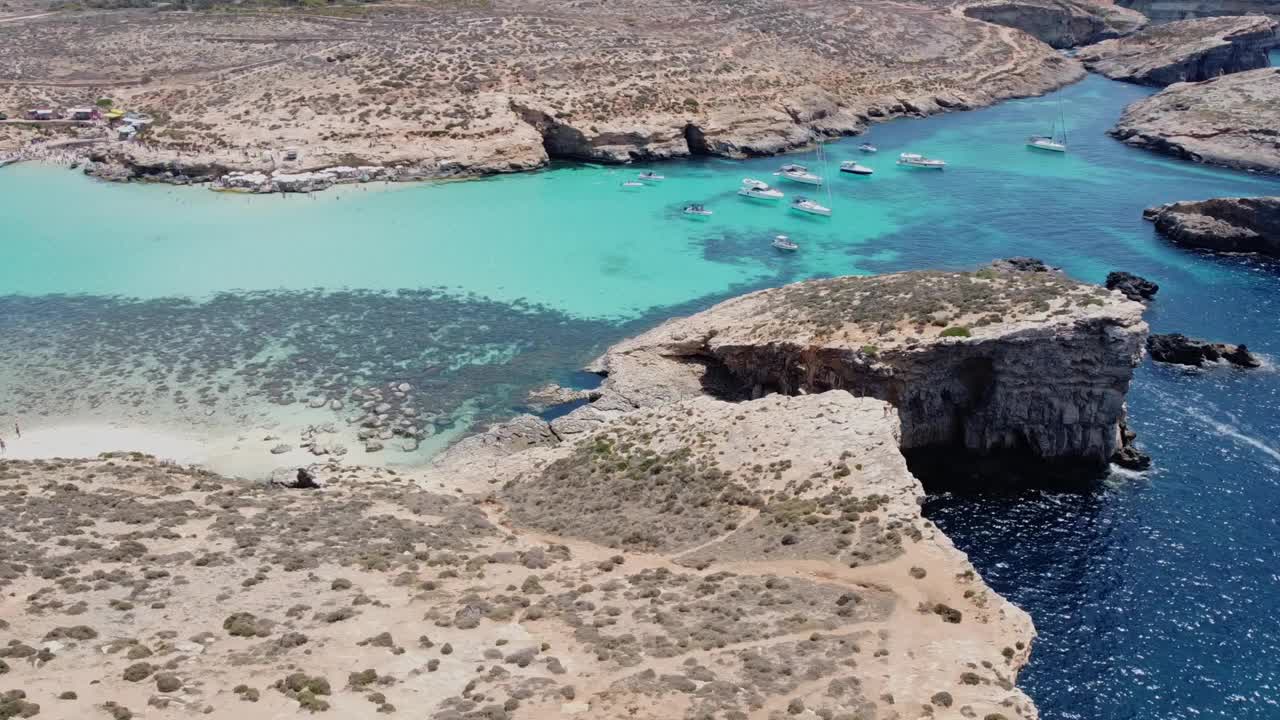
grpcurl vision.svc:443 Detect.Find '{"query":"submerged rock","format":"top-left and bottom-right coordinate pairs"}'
top-left (1147, 333), bottom-right (1261, 368)
top-left (1105, 271), bottom-right (1159, 301)
top-left (1079, 15), bottom-right (1278, 86)
top-left (1144, 196), bottom-right (1280, 257)
top-left (990, 256), bottom-right (1059, 273)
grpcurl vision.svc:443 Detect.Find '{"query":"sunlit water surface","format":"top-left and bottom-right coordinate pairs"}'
top-left (2, 74), bottom-right (1279, 719)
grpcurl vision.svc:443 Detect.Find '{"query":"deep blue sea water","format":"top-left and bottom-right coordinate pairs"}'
top-left (2, 72), bottom-right (1279, 718)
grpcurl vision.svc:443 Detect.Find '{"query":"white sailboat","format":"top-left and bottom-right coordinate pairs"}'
top-left (738, 178), bottom-right (784, 200)
top-left (1027, 103), bottom-right (1068, 153)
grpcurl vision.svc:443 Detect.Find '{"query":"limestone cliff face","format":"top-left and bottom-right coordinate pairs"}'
top-left (1079, 15), bottom-right (1279, 85)
top-left (962, 0), bottom-right (1148, 48)
top-left (1109, 67), bottom-right (1280, 173)
top-left (1144, 196), bottom-right (1280, 256)
top-left (578, 268), bottom-right (1148, 471)
top-left (1116, 0), bottom-right (1280, 23)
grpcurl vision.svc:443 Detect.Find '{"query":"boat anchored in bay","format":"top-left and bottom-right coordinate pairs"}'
top-left (772, 234), bottom-right (799, 251)
top-left (840, 160), bottom-right (874, 176)
top-left (682, 203), bottom-right (713, 218)
top-left (791, 196), bottom-right (832, 217)
top-left (897, 152), bottom-right (946, 169)
top-left (776, 163), bottom-right (823, 185)
top-left (738, 178), bottom-right (785, 200)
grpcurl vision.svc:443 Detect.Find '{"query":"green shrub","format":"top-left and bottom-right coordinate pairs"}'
top-left (939, 326), bottom-right (971, 338)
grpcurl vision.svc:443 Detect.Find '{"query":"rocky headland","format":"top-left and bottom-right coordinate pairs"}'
top-left (0, 263), bottom-right (1151, 720)
top-left (0, 0), bottom-right (1084, 190)
top-left (960, 0), bottom-right (1148, 48)
top-left (1078, 15), bottom-right (1279, 85)
top-left (1144, 196), bottom-right (1280, 255)
top-left (1109, 67), bottom-right (1280, 173)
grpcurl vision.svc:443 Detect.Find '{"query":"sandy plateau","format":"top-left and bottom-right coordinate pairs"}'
top-left (0, 0), bottom-right (1081, 183)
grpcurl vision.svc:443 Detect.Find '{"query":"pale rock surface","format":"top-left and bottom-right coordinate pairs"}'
top-left (1079, 15), bottom-right (1279, 85)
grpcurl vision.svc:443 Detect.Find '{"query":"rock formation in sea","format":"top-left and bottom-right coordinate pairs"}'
top-left (1143, 196), bottom-right (1280, 256)
top-left (1109, 67), bottom-right (1280, 173)
top-left (960, 0), bottom-right (1148, 48)
top-left (1115, 0), bottom-right (1280, 23)
top-left (1078, 15), bottom-right (1279, 85)
top-left (1148, 332), bottom-right (1262, 367)
top-left (1106, 271), bottom-right (1160, 302)
top-left (0, 0), bottom-right (1084, 185)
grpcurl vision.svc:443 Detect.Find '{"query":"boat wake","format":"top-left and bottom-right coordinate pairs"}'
top-left (1185, 405), bottom-right (1280, 464)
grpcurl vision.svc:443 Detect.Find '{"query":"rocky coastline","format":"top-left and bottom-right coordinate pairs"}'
top-left (1144, 196), bottom-right (1280, 256)
top-left (1078, 15), bottom-right (1279, 85)
top-left (2, 0), bottom-right (1087, 193)
top-left (1109, 67), bottom-right (1280, 173)
top-left (960, 0), bottom-right (1147, 49)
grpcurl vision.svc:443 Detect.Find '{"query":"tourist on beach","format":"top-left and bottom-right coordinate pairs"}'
top-left (0, 436), bottom-right (6, 453)
top-left (14, 423), bottom-right (19, 438)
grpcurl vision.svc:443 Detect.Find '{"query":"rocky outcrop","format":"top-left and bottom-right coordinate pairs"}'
top-left (545, 265), bottom-right (1148, 478)
top-left (962, 0), bottom-right (1148, 48)
top-left (1144, 196), bottom-right (1280, 256)
top-left (1079, 15), bottom-right (1279, 85)
top-left (1106, 271), bottom-right (1160, 301)
top-left (1109, 68), bottom-right (1280, 173)
top-left (1148, 332), bottom-right (1262, 367)
top-left (1116, 0), bottom-right (1280, 23)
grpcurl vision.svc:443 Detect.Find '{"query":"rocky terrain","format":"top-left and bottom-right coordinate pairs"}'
top-left (538, 264), bottom-right (1149, 478)
top-left (960, 0), bottom-right (1147, 48)
top-left (1147, 332), bottom-right (1262, 367)
top-left (0, 264), bottom-right (1152, 720)
top-left (1115, 0), bottom-right (1280, 23)
top-left (1109, 67), bottom-right (1280, 173)
top-left (1144, 195), bottom-right (1280, 255)
top-left (0, 0), bottom-right (1083, 185)
top-left (1078, 15), bottom-right (1278, 85)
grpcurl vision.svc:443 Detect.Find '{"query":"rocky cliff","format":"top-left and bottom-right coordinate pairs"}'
top-left (962, 0), bottom-right (1148, 48)
top-left (1079, 15), bottom-right (1279, 85)
top-left (1109, 67), bottom-right (1280, 173)
top-left (548, 266), bottom-right (1149, 478)
top-left (1116, 0), bottom-right (1280, 23)
top-left (1144, 196), bottom-right (1280, 255)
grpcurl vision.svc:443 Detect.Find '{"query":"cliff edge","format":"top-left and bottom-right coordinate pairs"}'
top-left (1078, 15), bottom-right (1279, 85)
top-left (1144, 196), bottom-right (1280, 256)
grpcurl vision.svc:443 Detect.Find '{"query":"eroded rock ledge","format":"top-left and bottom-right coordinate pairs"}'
top-left (1109, 67), bottom-right (1280, 173)
top-left (961, 0), bottom-right (1147, 49)
top-left (1079, 15), bottom-right (1278, 85)
top-left (1144, 196), bottom-right (1280, 256)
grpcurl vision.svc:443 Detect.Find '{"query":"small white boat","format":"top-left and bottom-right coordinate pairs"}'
top-left (790, 196), bottom-right (831, 217)
top-left (1026, 135), bottom-right (1066, 153)
top-left (839, 160), bottom-right (874, 176)
top-left (738, 178), bottom-right (784, 200)
top-left (621, 180), bottom-right (645, 188)
top-left (638, 171), bottom-right (665, 181)
top-left (682, 203), bottom-right (713, 218)
top-left (772, 234), bottom-right (799, 252)
top-left (859, 143), bottom-right (878, 153)
top-left (897, 152), bottom-right (946, 169)
top-left (775, 163), bottom-right (823, 186)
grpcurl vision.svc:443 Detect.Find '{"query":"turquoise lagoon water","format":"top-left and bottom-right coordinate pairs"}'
top-left (2, 74), bottom-right (1280, 719)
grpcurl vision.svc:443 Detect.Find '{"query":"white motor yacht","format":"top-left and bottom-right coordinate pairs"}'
top-left (738, 178), bottom-right (784, 200)
top-left (621, 180), bottom-right (645, 188)
top-left (775, 163), bottom-right (823, 185)
top-left (839, 160), bottom-right (874, 176)
top-left (790, 196), bottom-right (832, 217)
top-left (772, 234), bottom-right (799, 251)
top-left (858, 143), bottom-right (878, 153)
top-left (897, 152), bottom-right (946, 169)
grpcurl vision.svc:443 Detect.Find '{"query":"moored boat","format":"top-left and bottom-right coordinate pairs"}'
top-left (738, 178), bottom-right (784, 200)
top-left (621, 180), bottom-right (645, 188)
top-left (775, 163), bottom-right (823, 185)
top-left (771, 234), bottom-right (799, 251)
top-left (682, 203), bottom-right (713, 218)
top-left (897, 152), bottom-right (946, 169)
top-left (839, 160), bottom-right (874, 176)
top-left (638, 171), bottom-right (665, 181)
top-left (1026, 135), bottom-right (1067, 153)
top-left (859, 143), bottom-right (878, 153)
top-left (790, 196), bottom-right (832, 217)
